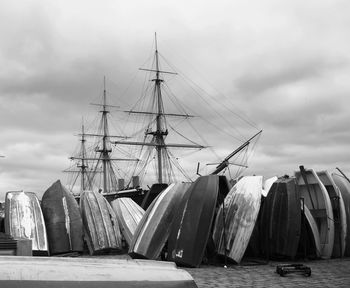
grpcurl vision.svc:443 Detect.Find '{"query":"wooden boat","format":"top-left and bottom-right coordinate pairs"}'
top-left (213, 175), bottom-right (262, 263)
top-left (332, 172), bottom-right (350, 256)
top-left (4, 191), bottom-right (48, 255)
top-left (299, 202), bottom-right (321, 258)
top-left (294, 167), bottom-right (334, 259)
top-left (129, 182), bottom-right (191, 260)
top-left (41, 180), bottom-right (84, 255)
top-left (260, 176), bottom-right (301, 259)
top-left (111, 197), bottom-right (145, 246)
top-left (80, 190), bottom-right (122, 254)
top-left (0, 256), bottom-right (197, 288)
top-left (317, 170), bottom-right (347, 257)
top-left (262, 176), bottom-right (278, 197)
top-left (167, 175), bottom-right (219, 267)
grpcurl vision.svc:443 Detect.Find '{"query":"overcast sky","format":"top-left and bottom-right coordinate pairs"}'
top-left (1, 0), bottom-right (350, 200)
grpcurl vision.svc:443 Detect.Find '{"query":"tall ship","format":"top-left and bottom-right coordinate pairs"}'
top-left (65, 35), bottom-right (261, 199)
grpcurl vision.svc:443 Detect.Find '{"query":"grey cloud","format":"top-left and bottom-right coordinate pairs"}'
top-left (236, 58), bottom-right (344, 95)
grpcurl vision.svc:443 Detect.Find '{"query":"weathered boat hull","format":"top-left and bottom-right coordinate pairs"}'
top-left (317, 170), bottom-right (347, 257)
top-left (299, 201), bottom-right (321, 258)
top-left (260, 177), bottom-right (301, 259)
top-left (5, 191), bottom-right (48, 255)
top-left (0, 256), bottom-right (197, 288)
top-left (167, 175), bottom-right (219, 267)
top-left (129, 182), bottom-right (191, 259)
top-left (332, 173), bottom-right (350, 256)
top-left (213, 176), bottom-right (262, 263)
top-left (41, 180), bottom-right (84, 255)
top-left (80, 191), bottom-right (122, 255)
top-left (295, 168), bottom-right (334, 259)
top-left (111, 197), bottom-right (145, 245)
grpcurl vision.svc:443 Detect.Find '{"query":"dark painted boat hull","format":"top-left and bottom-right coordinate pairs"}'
top-left (129, 182), bottom-right (191, 259)
top-left (260, 177), bottom-right (301, 259)
top-left (41, 180), bottom-right (84, 255)
top-left (80, 191), bottom-right (122, 254)
top-left (0, 256), bottom-right (197, 288)
top-left (5, 191), bottom-right (48, 255)
top-left (167, 175), bottom-right (219, 267)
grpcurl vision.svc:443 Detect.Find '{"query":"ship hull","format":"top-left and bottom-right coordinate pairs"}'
top-left (80, 191), bottom-right (122, 254)
top-left (5, 191), bottom-right (48, 255)
top-left (41, 180), bottom-right (84, 255)
top-left (260, 177), bottom-right (301, 259)
top-left (213, 176), bottom-right (262, 263)
top-left (167, 175), bottom-right (219, 267)
top-left (0, 256), bottom-right (197, 288)
top-left (317, 171), bottom-right (347, 257)
top-left (129, 182), bottom-right (191, 259)
top-left (295, 168), bottom-right (334, 259)
top-left (111, 197), bottom-right (144, 245)
top-left (332, 173), bottom-right (350, 256)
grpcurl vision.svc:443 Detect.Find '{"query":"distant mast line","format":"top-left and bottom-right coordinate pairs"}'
top-left (114, 33), bottom-right (205, 184)
top-left (65, 119), bottom-right (93, 195)
top-left (79, 120), bottom-right (88, 191)
top-left (70, 77), bottom-right (139, 194)
top-left (101, 77), bottom-right (110, 193)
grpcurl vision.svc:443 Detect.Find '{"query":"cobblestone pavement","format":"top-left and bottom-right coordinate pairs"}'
top-left (185, 258), bottom-right (350, 287)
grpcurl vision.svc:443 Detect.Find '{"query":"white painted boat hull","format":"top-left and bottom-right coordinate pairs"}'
top-left (111, 197), bottom-right (145, 245)
top-left (5, 191), bottom-right (48, 255)
top-left (295, 168), bottom-right (334, 259)
top-left (213, 175), bottom-right (262, 263)
top-left (0, 256), bottom-right (197, 287)
top-left (317, 170), bottom-right (347, 257)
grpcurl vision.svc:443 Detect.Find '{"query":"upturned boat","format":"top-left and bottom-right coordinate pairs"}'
top-left (317, 170), bottom-right (347, 257)
top-left (111, 197), bottom-right (145, 245)
top-left (41, 180), bottom-right (84, 255)
top-left (80, 190), bottom-right (122, 254)
top-left (167, 175), bottom-right (219, 267)
top-left (5, 191), bottom-right (48, 255)
top-left (213, 175), bottom-right (262, 263)
top-left (295, 166), bottom-right (334, 259)
top-left (0, 256), bottom-right (197, 288)
top-left (332, 171), bottom-right (350, 256)
top-left (129, 182), bottom-right (191, 260)
top-left (260, 176), bottom-right (301, 259)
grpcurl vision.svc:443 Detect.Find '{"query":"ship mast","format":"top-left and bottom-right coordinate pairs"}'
top-left (69, 77), bottom-right (138, 194)
top-left (153, 34), bottom-right (167, 183)
top-left (65, 119), bottom-right (94, 195)
top-left (79, 121), bottom-right (88, 191)
top-left (114, 34), bottom-right (205, 184)
top-left (99, 78), bottom-right (111, 193)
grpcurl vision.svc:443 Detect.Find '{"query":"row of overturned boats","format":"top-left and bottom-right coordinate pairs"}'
top-left (2, 165), bottom-right (350, 265)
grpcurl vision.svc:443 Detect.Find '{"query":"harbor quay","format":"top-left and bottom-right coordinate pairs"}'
top-left (185, 257), bottom-right (350, 288)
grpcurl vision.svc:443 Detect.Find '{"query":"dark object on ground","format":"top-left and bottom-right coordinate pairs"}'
top-left (276, 263), bottom-right (311, 277)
